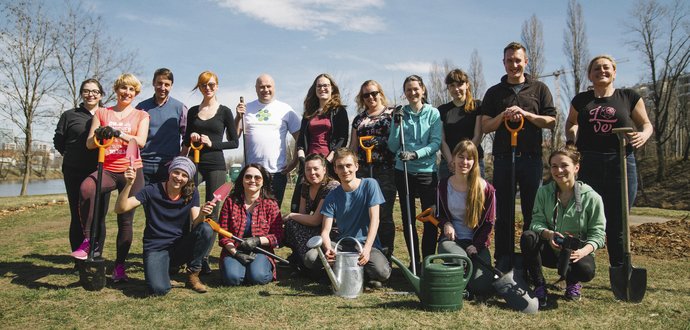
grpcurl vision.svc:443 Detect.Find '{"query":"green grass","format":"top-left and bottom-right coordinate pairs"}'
top-left (0, 186), bottom-right (688, 329)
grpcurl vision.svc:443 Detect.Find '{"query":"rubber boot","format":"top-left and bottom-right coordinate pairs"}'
top-left (187, 271), bottom-right (207, 293)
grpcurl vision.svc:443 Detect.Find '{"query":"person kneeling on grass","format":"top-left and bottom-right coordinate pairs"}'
top-left (305, 148), bottom-right (391, 289)
top-left (436, 140), bottom-right (496, 299)
top-left (218, 163), bottom-right (283, 286)
top-left (114, 156), bottom-right (215, 295)
top-left (521, 146), bottom-right (606, 308)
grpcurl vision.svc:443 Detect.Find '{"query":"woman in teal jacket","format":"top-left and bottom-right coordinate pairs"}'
top-left (521, 146), bottom-right (606, 308)
top-left (388, 75), bottom-right (442, 265)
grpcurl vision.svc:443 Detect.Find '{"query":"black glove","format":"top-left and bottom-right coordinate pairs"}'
top-left (398, 151), bottom-right (417, 161)
top-left (95, 126), bottom-right (118, 139)
top-left (239, 237), bottom-right (262, 252)
top-left (234, 251), bottom-right (256, 265)
top-left (392, 105), bottom-right (404, 124)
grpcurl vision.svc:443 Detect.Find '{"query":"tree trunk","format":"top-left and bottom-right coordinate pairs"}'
top-left (20, 131), bottom-right (32, 196)
top-left (655, 140), bottom-right (666, 181)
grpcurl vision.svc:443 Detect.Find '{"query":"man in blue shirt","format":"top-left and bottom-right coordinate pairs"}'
top-left (317, 148), bottom-right (391, 287)
top-left (136, 68), bottom-right (188, 185)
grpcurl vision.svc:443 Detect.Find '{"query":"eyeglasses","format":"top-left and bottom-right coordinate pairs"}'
top-left (316, 83), bottom-right (331, 89)
top-left (362, 91), bottom-right (380, 99)
top-left (244, 174), bottom-right (263, 182)
top-left (82, 89), bottom-right (101, 96)
top-left (200, 83), bottom-right (217, 90)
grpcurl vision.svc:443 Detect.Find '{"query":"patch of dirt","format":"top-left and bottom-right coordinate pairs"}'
top-left (0, 200), bottom-right (67, 218)
top-left (635, 157), bottom-right (690, 210)
top-left (631, 218), bottom-right (690, 260)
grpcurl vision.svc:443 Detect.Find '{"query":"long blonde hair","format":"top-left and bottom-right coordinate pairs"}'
top-left (453, 140), bottom-right (484, 228)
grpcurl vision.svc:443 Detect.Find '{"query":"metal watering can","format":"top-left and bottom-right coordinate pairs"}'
top-left (307, 236), bottom-right (364, 298)
top-left (391, 254), bottom-right (473, 311)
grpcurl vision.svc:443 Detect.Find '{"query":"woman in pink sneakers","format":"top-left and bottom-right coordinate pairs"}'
top-left (520, 146), bottom-right (606, 308)
top-left (70, 73), bottom-right (150, 283)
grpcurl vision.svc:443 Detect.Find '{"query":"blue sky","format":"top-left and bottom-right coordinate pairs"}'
top-left (37, 0), bottom-right (661, 151)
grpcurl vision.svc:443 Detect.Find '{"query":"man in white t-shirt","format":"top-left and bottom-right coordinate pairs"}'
top-left (235, 74), bottom-right (301, 207)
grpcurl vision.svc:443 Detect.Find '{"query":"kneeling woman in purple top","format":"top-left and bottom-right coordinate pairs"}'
top-left (115, 156), bottom-right (216, 295)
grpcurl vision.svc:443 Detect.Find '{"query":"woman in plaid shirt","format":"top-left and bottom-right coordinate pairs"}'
top-left (218, 163), bottom-right (283, 286)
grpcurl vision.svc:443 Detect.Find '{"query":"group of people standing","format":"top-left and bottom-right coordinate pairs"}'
top-left (54, 41), bottom-right (652, 308)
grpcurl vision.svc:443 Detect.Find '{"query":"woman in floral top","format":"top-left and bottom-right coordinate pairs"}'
top-left (283, 154), bottom-right (340, 269)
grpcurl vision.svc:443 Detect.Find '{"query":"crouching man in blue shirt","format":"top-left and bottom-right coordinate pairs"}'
top-left (307, 147), bottom-right (392, 289)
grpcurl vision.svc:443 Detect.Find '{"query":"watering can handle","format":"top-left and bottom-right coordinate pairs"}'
top-left (334, 236), bottom-right (363, 253)
top-left (424, 253), bottom-right (473, 281)
top-left (503, 116), bottom-right (524, 147)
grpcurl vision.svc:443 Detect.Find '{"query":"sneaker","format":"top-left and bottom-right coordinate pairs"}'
top-left (111, 263), bottom-right (129, 283)
top-left (366, 280), bottom-right (384, 289)
top-left (565, 282), bottom-right (582, 301)
top-left (534, 283), bottom-right (548, 308)
top-left (71, 239), bottom-right (89, 260)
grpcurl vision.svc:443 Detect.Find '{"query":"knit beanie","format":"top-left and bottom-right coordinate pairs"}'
top-left (168, 156), bottom-right (196, 178)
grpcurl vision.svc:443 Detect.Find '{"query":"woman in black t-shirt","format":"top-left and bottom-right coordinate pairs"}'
top-left (438, 69), bottom-right (483, 179)
top-left (181, 71), bottom-right (239, 272)
top-left (565, 55), bottom-right (652, 268)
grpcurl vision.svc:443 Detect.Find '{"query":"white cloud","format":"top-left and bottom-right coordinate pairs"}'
top-left (214, 0), bottom-right (386, 36)
top-left (384, 61), bottom-right (432, 73)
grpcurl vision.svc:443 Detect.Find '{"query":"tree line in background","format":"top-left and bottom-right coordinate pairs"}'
top-left (0, 0), bottom-right (138, 195)
top-left (426, 0), bottom-right (689, 183)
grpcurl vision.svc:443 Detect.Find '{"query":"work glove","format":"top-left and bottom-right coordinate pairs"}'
top-left (392, 105), bottom-right (404, 124)
top-left (234, 251), bottom-right (256, 265)
top-left (398, 151), bottom-right (417, 161)
top-left (239, 237), bottom-right (262, 252)
top-left (369, 136), bottom-right (385, 146)
top-left (94, 126), bottom-right (121, 139)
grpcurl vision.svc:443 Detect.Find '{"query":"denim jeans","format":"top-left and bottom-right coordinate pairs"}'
top-left (358, 164), bottom-right (397, 256)
top-left (492, 153), bottom-right (543, 261)
top-left (221, 253), bottom-right (273, 286)
top-left (270, 172), bottom-right (288, 209)
top-left (578, 152), bottom-right (637, 267)
top-left (143, 222), bottom-right (214, 296)
top-left (142, 158), bottom-right (170, 186)
top-left (395, 170), bottom-right (438, 264)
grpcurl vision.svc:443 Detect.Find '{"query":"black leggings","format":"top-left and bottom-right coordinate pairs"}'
top-left (63, 167), bottom-right (110, 252)
top-left (79, 168), bottom-right (143, 264)
top-left (395, 170), bottom-right (438, 264)
top-left (521, 230), bottom-right (596, 284)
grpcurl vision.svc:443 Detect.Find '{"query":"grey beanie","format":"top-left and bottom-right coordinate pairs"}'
top-left (168, 156), bottom-right (196, 178)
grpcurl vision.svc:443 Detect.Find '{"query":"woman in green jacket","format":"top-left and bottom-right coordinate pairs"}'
top-left (521, 146), bottom-right (606, 308)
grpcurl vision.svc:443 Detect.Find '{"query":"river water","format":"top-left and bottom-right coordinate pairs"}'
top-left (0, 179), bottom-right (66, 197)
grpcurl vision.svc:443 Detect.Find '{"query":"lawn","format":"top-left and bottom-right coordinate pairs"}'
top-left (0, 187), bottom-right (688, 329)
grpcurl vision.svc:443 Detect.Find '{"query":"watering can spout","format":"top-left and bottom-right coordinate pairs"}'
top-left (391, 256), bottom-right (421, 296)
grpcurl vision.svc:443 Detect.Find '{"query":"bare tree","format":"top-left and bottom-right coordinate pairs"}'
top-left (563, 0), bottom-right (590, 97)
top-left (428, 59), bottom-right (454, 107)
top-left (521, 14), bottom-right (545, 80)
top-left (627, 0), bottom-right (690, 180)
top-left (54, 0), bottom-right (138, 110)
top-left (0, 1), bottom-right (58, 195)
top-left (468, 49), bottom-right (486, 99)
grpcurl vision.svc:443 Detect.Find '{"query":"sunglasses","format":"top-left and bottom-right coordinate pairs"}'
top-left (243, 174), bottom-right (263, 181)
top-left (362, 91), bottom-right (380, 99)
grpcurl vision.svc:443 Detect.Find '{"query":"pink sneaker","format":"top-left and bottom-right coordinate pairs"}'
top-left (71, 239), bottom-right (89, 260)
top-left (112, 263), bottom-right (128, 283)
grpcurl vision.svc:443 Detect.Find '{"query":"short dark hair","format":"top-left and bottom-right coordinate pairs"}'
top-left (153, 68), bottom-right (174, 84)
top-left (503, 42), bottom-right (527, 57)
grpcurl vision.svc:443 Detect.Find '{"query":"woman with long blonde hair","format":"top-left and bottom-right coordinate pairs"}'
top-left (436, 140), bottom-right (496, 297)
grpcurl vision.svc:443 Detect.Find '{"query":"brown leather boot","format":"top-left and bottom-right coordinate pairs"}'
top-left (187, 271), bottom-right (207, 293)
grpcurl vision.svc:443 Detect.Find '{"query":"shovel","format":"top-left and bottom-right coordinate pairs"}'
top-left (416, 208), bottom-right (538, 313)
top-left (609, 127), bottom-right (647, 302)
top-left (503, 116), bottom-right (524, 272)
top-left (204, 219), bottom-right (290, 264)
top-left (126, 138), bottom-right (141, 169)
top-left (358, 136), bottom-right (375, 177)
top-left (211, 182), bottom-right (233, 204)
top-left (78, 135), bottom-right (113, 291)
top-left (190, 141), bottom-right (204, 185)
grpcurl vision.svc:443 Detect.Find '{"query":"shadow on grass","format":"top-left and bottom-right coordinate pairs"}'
top-left (0, 259), bottom-right (81, 290)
